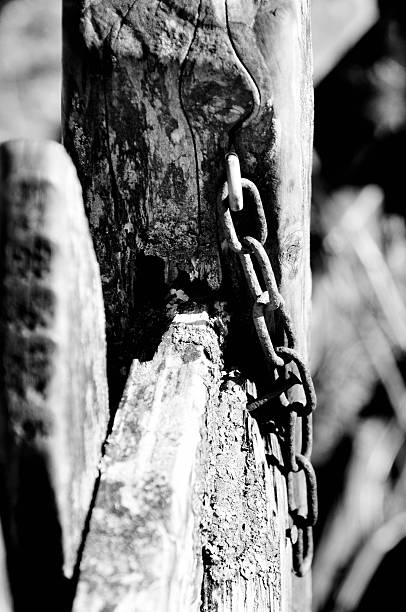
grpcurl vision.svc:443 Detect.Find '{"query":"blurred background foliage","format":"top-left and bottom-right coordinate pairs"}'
top-left (1, 0), bottom-right (406, 610)
top-left (0, 0), bottom-right (60, 141)
top-left (312, 1), bottom-right (406, 611)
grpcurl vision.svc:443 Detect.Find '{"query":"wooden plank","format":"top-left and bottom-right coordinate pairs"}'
top-left (73, 310), bottom-right (289, 612)
top-left (0, 140), bottom-right (109, 608)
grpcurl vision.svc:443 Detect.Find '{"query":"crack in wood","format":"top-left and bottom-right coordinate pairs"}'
top-left (102, 44), bottom-right (120, 224)
top-left (224, 0), bottom-right (261, 143)
top-left (179, 0), bottom-right (203, 239)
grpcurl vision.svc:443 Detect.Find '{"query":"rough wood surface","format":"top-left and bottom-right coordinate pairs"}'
top-left (62, 0), bottom-right (313, 390)
top-left (0, 140), bottom-right (109, 608)
top-left (200, 375), bottom-right (291, 612)
top-left (63, 1), bottom-right (314, 609)
top-left (73, 309), bottom-right (289, 612)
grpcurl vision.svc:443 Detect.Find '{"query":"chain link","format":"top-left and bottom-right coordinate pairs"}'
top-left (217, 152), bottom-right (318, 577)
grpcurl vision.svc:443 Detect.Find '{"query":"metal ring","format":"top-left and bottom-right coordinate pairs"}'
top-left (241, 236), bottom-right (281, 309)
top-left (252, 298), bottom-right (284, 367)
top-left (301, 413), bottom-right (313, 459)
top-left (239, 252), bottom-right (263, 298)
top-left (217, 179), bottom-right (267, 252)
top-left (278, 299), bottom-right (297, 348)
top-left (275, 347), bottom-right (317, 416)
top-left (240, 178), bottom-right (267, 244)
top-left (225, 152), bottom-right (243, 212)
top-left (217, 181), bottom-right (243, 252)
top-left (280, 401), bottom-right (312, 469)
top-left (287, 409), bottom-right (298, 472)
top-left (289, 454), bottom-right (318, 527)
top-left (292, 527), bottom-right (313, 577)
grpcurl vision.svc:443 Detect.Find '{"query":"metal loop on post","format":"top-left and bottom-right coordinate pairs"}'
top-left (217, 179), bottom-right (267, 252)
top-left (241, 236), bottom-right (281, 309)
top-left (287, 409), bottom-right (298, 472)
top-left (278, 299), bottom-right (297, 348)
top-left (217, 182), bottom-right (243, 253)
top-left (276, 347), bottom-right (317, 416)
top-left (240, 253), bottom-right (263, 298)
top-left (217, 161), bottom-right (317, 578)
top-left (301, 414), bottom-right (313, 459)
top-left (288, 454), bottom-right (318, 527)
top-left (287, 470), bottom-right (296, 514)
top-left (226, 151), bottom-right (243, 212)
top-left (292, 527), bottom-right (313, 578)
top-left (240, 178), bottom-right (267, 244)
top-left (253, 297), bottom-right (284, 367)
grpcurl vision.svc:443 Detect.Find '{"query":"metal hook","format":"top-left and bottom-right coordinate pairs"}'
top-left (225, 151), bottom-right (244, 212)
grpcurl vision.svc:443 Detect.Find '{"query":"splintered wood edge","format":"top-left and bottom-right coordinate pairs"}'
top-left (73, 310), bottom-right (289, 612)
top-left (73, 313), bottom-right (221, 612)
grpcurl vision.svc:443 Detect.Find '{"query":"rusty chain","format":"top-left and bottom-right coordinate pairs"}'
top-left (218, 153), bottom-right (318, 577)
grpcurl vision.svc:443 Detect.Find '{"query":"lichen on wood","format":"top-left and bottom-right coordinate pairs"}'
top-left (200, 373), bottom-right (287, 611)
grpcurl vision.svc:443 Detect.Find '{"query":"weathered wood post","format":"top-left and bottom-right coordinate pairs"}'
top-left (63, 1), bottom-right (314, 610)
top-left (0, 141), bottom-right (109, 610)
top-left (0, 525), bottom-right (12, 612)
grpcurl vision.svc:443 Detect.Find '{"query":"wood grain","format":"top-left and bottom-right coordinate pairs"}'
top-left (73, 310), bottom-right (289, 612)
top-left (63, 0), bottom-right (314, 609)
top-left (62, 0), bottom-right (313, 392)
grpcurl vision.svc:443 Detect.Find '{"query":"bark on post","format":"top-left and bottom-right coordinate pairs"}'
top-left (63, 0), bottom-right (312, 388)
top-left (0, 141), bottom-right (109, 610)
top-left (63, 1), bottom-right (313, 610)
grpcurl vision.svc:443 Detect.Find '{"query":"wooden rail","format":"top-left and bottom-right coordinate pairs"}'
top-left (0, 140), bottom-right (109, 610)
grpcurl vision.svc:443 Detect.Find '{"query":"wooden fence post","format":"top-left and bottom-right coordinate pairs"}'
top-left (0, 140), bottom-right (109, 610)
top-left (63, 1), bottom-right (314, 610)
top-left (0, 525), bottom-right (12, 612)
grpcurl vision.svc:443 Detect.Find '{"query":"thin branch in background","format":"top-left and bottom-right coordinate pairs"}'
top-left (325, 186), bottom-right (406, 352)
top-left (333, 512), bottom-right (406, 612)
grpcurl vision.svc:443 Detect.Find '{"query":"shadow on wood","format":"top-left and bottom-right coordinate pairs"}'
top-left (63, 1), bottom-right (314, 609)
top-left (0, 140), bottom-right (109, 610)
